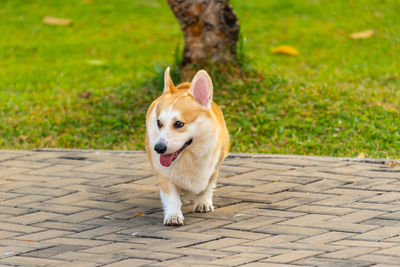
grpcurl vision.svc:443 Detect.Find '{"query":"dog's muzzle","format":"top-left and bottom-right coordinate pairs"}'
top-left (158, 138), bottom-right (193, 167)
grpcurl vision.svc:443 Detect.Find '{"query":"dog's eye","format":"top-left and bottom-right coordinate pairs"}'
top-left (173, 121), bottom-right (185, 129)
top-left (157, 119), bottom-right (163, 129)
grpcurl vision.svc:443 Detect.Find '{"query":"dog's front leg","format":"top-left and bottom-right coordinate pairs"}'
top-left (159, 175), bottom-right (184, 226)
top-left (194, 177), bottom-right (217, 213)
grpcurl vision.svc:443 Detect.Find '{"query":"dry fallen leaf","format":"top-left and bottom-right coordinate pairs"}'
top-left (272, 45), bottom-right (299, 56)
top-left (349, 29), bottom-right (374, 39)
top-left (19, 136), bottom-right (28, 141)
top-left (78, 92), bottom-right (92, 99)
top-left (357, 152), bottom-right (365, 158)
top-left (386, 161), bottom-right (400, 167)
top-left (43, 16), bottom-right (71, 26)
top-left (17, 239), bottom-right (35, 242)
top-left (87, 59), bottom-right (105, 66)
top-left (134, 212), bottom-right (145, 218)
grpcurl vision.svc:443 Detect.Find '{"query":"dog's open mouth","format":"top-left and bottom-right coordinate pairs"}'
top-left (160, 139), bottom-right (193, 167)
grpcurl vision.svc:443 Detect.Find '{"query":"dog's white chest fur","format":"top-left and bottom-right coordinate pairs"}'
top-left (147, 108), bottom-right (219, 195)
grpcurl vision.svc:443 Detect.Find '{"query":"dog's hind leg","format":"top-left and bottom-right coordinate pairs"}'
top-left (159, 175), bottom-right (184, 226)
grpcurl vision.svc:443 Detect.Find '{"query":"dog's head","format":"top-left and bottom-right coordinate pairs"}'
top-left (153, 67), bottom-right (215, 167)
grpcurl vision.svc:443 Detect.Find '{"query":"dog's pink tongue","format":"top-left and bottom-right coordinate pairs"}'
top-left (160, 154), bottom-right (175, 167)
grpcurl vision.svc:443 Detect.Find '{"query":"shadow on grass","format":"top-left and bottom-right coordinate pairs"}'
top-left (89, 62), bottom-right (284, 151)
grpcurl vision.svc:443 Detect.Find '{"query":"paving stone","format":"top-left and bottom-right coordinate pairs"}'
top-left (374, 245), bottom-right (400, 256)
top-left (244, 208), bottom-right (303, 218)
top-left (47, 192), bottom-right (100, 205)
top-left (225, 216), bottom-right (284, 230)
top-left (244, 181), bottom-right (299, 193)
top-left (331, 240), bottom-right (399, 248)
top-left (263, 250), bottom-right (321, 263)
top-left (27, 164), bottom-right (78, 176)
top-left (81, 242), bottom-right (138, 254)
top-left (256, 224), bottom-right (328, 236)
top-left (116, 248), bottom-right (182, 261)
top-left (57, 261), bottom-right (98, 267)
top-left (384, 235), bottom-right (400, 242)
top-left (378, 210), bottom-right (400, 220)
top-left (1, 256), bottom-right (67, 265)
top-left (0, 166), bottom-right (31, 178)
top-left (221, 246), bottom-right (289, 255)
top-left (242, 263), bottom-right (309, 267)
top-left (209, 252), bottom-right (269, 266)
top-left (0, 151), bottom-right (29, 162)
top-left (289, 204), bottom-right (355, 215)
top-left (104, 258), bottom-right (157, 266)
top-left (32, 221), bottom-right (96, 232)
top-left (0, 150), bottom-right (399, 266)
top-left (273, 241), bottom-right (346, 252)
top-left (295, 256), bottom-right (372, 266)
top-left (363, 192), bottom-right (400, 203)
top-left (0, 246), bottom-right (36, 259)
top-left (0, 222), bottom-right (44, 233)
top-left (53, 251), bottom-right (126, 264)
top-left (147, 255), bottom-right (219, 266)
top-left (12, 229), bottom-right (72, 242)
top-left (23, 202), bottom-right (87, 214)
top-left (0, 231), bottom-right (20, 240)
top-left (53, 209), bottom-right (112, 223)
top-left (0, 195), bottom-right (51, 206)
top-left (10, 186), bottom-right (73, 197)
top-left (22, 244), bottom-right (87, 258)
top-left (174, 218), bottom-right (231, 232)
top-left (353, 254), bottom-right (400, 264)
top-left (296, 179), bottom-right (345, 192)
top-left (4, 211), bottom-right (59, 224)
top-left (367, 217), bottom-right (400, 226)
top-left (67, 226), bottom-right (125, 239)
top-left (192, 237), bottom-right (249, 250)
top-left (243, 235), bottom-right (302, 247)
top-left (342, 201), bottom-right (400, 212)
top-left (205, 229), bottom-right (268, 240)
top-left (352, 226), bottom-right (400, 241)
top-left (43, 237), bottom-right (110, 247)
top-left (279, 214), bottom-right (336, 226)
top-left (322, 247), bottom-right (378, 259)
top-left (328, 210), bottom-right (384, 223)
top-left (297, 231), bottom-right (355, 244)
top-left (0, 239), bottom-right (55, 250)
top-left (166, 247), bottom-right (232, 258)
top-left (305, 221), bottom-right (378, 234)
top-left (0, 160), bottom-right (51, 169)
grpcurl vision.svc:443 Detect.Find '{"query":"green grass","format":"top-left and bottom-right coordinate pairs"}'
top-left (0, 0), bottom-right (399, 158)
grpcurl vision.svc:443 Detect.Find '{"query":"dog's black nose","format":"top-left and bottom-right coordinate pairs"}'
top-left (154, 142), bottom-right (167, 154)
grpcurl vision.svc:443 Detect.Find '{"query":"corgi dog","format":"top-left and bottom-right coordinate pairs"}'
top-left (145, 67), bottom-right (229, 226)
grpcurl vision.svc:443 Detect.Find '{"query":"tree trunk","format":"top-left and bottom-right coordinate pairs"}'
top-left (167, 0), bottom-right (240, 66)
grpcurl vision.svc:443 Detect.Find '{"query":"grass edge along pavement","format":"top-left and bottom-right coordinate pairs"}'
top-left (0, 0), bottom-right (399, 158)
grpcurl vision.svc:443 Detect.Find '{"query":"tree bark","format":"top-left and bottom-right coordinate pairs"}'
top-left (167, 0), bottom-right (240, 66)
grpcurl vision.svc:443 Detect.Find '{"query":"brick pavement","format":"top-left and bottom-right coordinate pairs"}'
top-left (0, 149), bottom-right (399, 266)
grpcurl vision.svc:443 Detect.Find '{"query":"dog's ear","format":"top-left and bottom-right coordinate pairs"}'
top-left (190, 70), bottom-right (213, 109)
top-left (163, 67), bottom-right (177, 94)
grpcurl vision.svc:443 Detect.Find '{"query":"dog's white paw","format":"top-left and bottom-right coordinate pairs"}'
top-left (163, 213), bottom-right (184, 226)
top-left (194, 202), bottom-right (214, 213)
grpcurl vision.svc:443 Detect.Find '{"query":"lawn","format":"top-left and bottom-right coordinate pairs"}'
top-left (1, 0), bottom-right (399, 158)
